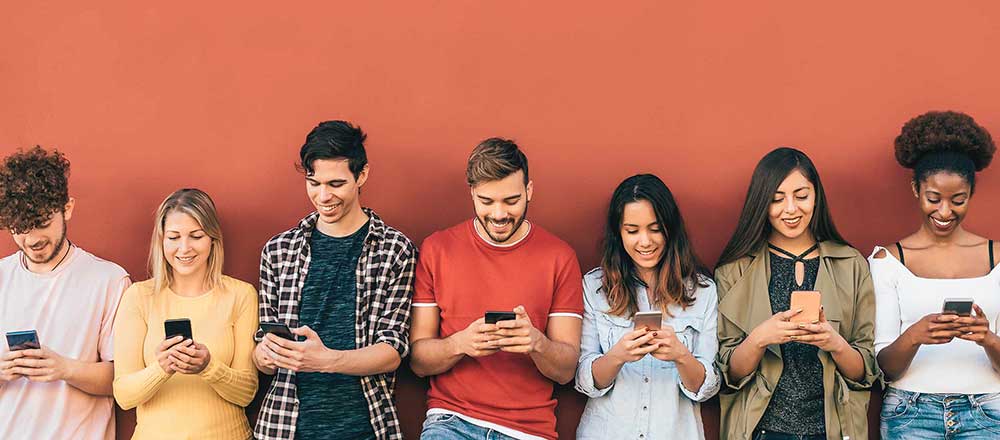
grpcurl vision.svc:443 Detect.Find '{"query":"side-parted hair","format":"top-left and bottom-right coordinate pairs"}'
top-left (149, 189), bottom-right (224, 295)
top-left (601, 174), bottom-right (711, 318)
top-left (0, 146), bottom-right (71, 234)
top-left (466, 137), bottom-right (529, 186)
top-left (716, 147), bottom-right (847, 268)
top-left (298, 120), bottom-right (368, 179)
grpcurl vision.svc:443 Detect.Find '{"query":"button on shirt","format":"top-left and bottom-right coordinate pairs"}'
top-left (575, 268), bottom-right (721, 440)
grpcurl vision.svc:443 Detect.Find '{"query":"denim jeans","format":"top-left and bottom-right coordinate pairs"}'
top-left (420, 413), bottom-right (520, 440)
top-left (752, 429), bottom-right (824, 440)
top-left (881, 387), bottom-right (1000, 439)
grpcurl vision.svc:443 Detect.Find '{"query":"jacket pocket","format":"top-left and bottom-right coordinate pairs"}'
top-left (670, 318), bottom-right (702, 352)
top-left (598, 313), bottom-right (634, 352)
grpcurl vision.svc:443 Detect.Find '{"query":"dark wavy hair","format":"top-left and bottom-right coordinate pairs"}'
top-left (716, 147), bottom-right (848, 268)
top-left (0, 146), bottom-right (71, 234)
top-left (894, 111), bottom-right (995, 194)
top-left (297, 120), bottom-right (368, 179)
top-left (600, 174), bottom-right (710, 318)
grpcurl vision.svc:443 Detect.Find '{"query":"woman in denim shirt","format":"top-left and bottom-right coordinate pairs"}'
top-left (575, 174), bottom-right (720, 440)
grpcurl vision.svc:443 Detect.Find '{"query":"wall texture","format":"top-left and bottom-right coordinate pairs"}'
top-left (3, 2), bottom-right (999, 439)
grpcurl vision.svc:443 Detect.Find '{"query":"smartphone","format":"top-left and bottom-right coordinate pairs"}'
top-left (942, 298), bottom-right (974, 316)
top-left (485, 311), bottom-right (517, 324)
top-left (164, 318), bottom-right (193, 341)
top-left (790, 291), bottom-right (822, 323)
top-left (5, 330), bottom-right (40, 351)
top-left (260, 322), bottom-right (295, 340)
top-left (633, 311), bottom-right (662, 331)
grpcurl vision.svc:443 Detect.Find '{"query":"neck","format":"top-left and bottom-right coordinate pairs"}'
top-left (170, 271), bottom-right (210, 297)
top-left (25, 240), bottom-right (71, 274)
top-left (317, 204), bottom-right (369, 237)
top-left (769, 231), bottom-right (817, 255)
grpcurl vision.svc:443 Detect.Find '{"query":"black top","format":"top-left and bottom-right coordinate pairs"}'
top-left (756, 251), bottom-right (825, 435)
top-left (896, 240), bottom-right (995, 270)
top-left (295, 222), bottom-right (375, 440)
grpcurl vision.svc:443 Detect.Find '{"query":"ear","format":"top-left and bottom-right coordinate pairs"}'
top-left (355, 164), bottom-right (370, 189)
top-left (525, 180), bottom-right (534, 203)
top-left (62, 198), bottom-right (76, 222)
top-left (911, 181), bottom-right (920, 199)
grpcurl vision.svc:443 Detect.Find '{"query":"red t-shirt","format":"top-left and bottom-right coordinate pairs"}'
top-left (413, 220), bottom-right (584, 440)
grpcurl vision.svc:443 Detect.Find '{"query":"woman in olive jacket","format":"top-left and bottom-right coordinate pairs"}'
top-left (714, 148), bottom-right (880, 440)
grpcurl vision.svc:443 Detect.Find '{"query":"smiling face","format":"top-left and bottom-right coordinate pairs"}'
top-left (768, 169), bottom-right (816, 241)
top-left (162, 211), bottom-right (212, 282)
top-left (471, 170), bottom-right (532, 244)
top-left (620, 199), bottom-right (666, 279)
top-left (914, 171), bottom-right (971, 237)
top-left (306, 158), bottom-right (368, 227)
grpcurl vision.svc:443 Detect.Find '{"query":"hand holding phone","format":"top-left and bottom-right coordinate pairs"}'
top-left (790, 291), bottom-right (821, 323)
top-left (633, 311), bottom-right (662, 331)
top-left (260, 322), bottom-right (295, 340)
top-left (608, 328), bottom-right (659, 363)
top-left (5, 330), bottom-right (40, 351)
top-left (942, 298), bottom-right (974, 316)
top-left (484, 311), bottom-right (517, 325)
top-left (164, 318), bottom-right (193, 341)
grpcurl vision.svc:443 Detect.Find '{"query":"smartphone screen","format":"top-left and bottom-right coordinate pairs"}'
top-left (5, 330), bottom-right (40, 351)
top-left (790, 291), bottom-right (822, 323)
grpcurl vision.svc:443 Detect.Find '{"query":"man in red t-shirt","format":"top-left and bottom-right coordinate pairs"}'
top-left (410, 138), bottom-right (584, 440)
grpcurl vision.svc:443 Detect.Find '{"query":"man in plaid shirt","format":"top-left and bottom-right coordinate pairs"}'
top-left (252, 121), bottom-right (416, 440)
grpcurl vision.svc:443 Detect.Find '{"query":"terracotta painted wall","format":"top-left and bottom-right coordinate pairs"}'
top-left (3, 2), bottom-right (999, 439)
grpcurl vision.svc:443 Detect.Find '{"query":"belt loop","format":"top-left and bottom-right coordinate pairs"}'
top-left (968, 394), bottom-right (978, 407)
top-left (910, 392), bottom-right (920, 404)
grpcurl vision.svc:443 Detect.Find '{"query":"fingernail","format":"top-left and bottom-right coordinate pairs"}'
top-left (652, 332), bottom-right (658, 337)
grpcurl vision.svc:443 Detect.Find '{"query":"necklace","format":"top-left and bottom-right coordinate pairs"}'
top-left (22, 240), bottom-right (73, 273)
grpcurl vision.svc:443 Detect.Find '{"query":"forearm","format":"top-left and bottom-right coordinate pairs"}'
top-left (326, 343), bottom-right (401, 376)
top-left (590, 355), bottom-right (624, 390)
top-left (727, 337), bottom-right (765, 382)
top-left (65, 359), bottom-right (115, 396)
top-left (830, 343), bottom-right (865, 382)
top-left (876, 334), bottom-right (919, 382)
top-left (982, 335), bottom-right (1000, 372)
top-left (675, 353), bottom-right (706, 392)
top-left (113, 363), bottom-right (171, 409)
top-left (529, 336), bottom-right (579, 385)
top-left (200, 358), bottom-right (258, 406)
top-left (410, 337), bottom-right (464, 377)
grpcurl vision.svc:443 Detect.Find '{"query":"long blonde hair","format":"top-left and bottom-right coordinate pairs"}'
top-left (148, 188), bottom-right (224, 294)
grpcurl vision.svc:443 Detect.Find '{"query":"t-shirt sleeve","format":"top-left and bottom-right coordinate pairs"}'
top-left (549, 251), bottom-right (584, 317)
top-left (869, 247), bottom-right (902, 354)
top-left (412, 238), bottom-right (438, 306)
top-left (100, 274), bottom-right (132, 361)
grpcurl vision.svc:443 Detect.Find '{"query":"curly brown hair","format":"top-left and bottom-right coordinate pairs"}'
top-left (0, 146), bottom-right (71, 234)
top-left (895, 111), bottom-right (995, 170)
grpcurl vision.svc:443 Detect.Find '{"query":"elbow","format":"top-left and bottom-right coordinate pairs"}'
top-left (384, 353), bottom-right (402, 374)
top-left (409, 359), bottom-right (433, 378)
top-left (112, 388), bottom-right (139, 411)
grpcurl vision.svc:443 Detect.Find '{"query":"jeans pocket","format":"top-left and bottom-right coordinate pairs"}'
top-left (422, 413), bottom-right (459, 428)
top-left (880, 389), bottom-right (918, 433)
top-left (972, 393), bottom-right (1000, 434)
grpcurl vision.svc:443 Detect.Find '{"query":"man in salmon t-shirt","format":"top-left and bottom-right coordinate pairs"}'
top-left (410, 138), bottom-right (584, 440)
top-left (0, 146), bottom-right (130, 440)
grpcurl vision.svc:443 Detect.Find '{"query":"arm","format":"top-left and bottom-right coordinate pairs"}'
top-left (575, 284), bottom-right (617, 395)
top-left (529, 315), bottom-right (582, 385)
top-left (253, 246), bottom-right (278, 375)
top-left (678, 283), bottom-right (721, 401)
top-left (409, 307), bottom-right (501, 377)
top-left (837, 266), bottom-right (878, 386)
top-left (198, 285), bottom-right (259, 406)
top-left (4, 349), bottom-right (115, 396)
top-left (112, 287), bottom-right (172, 410)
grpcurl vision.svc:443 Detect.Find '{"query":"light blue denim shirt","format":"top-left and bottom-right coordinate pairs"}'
top-left (575, 268), bottom-right (720, 440)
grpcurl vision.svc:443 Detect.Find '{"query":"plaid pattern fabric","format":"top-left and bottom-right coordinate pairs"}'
top-left (254, 208), bottom-right (416, 440)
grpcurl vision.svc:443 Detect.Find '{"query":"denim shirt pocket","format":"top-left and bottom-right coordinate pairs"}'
top-left (669, 317), bottom-right (703, 353)
top-left (598, 313), bottom-right (634, 352)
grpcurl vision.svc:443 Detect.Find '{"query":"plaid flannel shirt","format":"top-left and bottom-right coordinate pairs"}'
top-left (254, 208), bottom-right (416, 440)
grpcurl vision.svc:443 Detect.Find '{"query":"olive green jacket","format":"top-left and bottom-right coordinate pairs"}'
top-left (714, 241), bottom-right (880, 440)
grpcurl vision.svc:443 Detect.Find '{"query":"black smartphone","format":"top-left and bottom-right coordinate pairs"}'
top-left (485, 311), bottom-right (517, 324)
top-left (259, 322), bottom-right (295, 340)
top-left (5, 330), bottom-right (40, 351)
top-left (943, 298), bottom-right (974, 316)
top-left (164, 318), bottom-right (193, 341)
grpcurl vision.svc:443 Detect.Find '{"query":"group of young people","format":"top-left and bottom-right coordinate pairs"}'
top-left (0, 110), bottom-right (997, 440)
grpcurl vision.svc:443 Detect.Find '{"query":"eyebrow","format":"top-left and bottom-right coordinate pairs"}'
top-left (165, 229), bottom-right (205, 234)
top-left (622, 222), bottom-right (660, 228)
top-left (775, 186), bottom-right (811, 195)
top-left (477, 194), bottom-right (522, 202)
top-left (306, 177), bottom-right (348, 185)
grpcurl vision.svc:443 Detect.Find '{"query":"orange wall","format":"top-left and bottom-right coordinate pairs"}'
top-left (2, 2), bottom-right (999, 439)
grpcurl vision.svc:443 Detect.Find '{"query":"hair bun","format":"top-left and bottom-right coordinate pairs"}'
top-left (894, 111), bottom-right (995, 171)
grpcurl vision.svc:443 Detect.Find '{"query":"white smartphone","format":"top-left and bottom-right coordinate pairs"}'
top-left (633, 311), bottom-right (662, 331)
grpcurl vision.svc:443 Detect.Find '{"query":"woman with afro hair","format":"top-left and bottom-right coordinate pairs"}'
top-left (869, 111), bottom-right (1000, 439)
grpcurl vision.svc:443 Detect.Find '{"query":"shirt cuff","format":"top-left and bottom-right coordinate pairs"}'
top-left (679, 358), bottom-right (721, 402)
top-left (574, 354), bottom-right (615, 398)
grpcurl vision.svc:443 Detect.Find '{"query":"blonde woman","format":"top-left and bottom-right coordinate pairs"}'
top-left (113, 188), bottom-right (258, 439)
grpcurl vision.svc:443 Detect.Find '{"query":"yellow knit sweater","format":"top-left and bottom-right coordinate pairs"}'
top-left (113, 276), bottom-right (258, 440)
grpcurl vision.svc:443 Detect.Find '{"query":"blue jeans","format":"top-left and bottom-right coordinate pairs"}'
top-left (420, 413), bottom-right (519, 440)
top-left (881, 387), bottom-right (1000, 439)
top-left (752, 430), bottom-right (824, 440)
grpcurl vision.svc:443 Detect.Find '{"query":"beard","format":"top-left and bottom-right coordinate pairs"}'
top-left (476, 203), bottom-right (529, 244)
top-left (21, 219), bottom-right (68, 264)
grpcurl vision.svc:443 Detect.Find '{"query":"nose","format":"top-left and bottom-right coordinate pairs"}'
top-left (937, 202), bottom-right (953, 219)
top-left (784, 198), bottom-right (797, 214)
top-left (638, 231), bottom-right (653, 247)
top-left (179, 237), bottom-right (194, 252)
top-left (319, 186), bottom-right (334, 202)
top-left (491, 204), bottom-right (506, 220)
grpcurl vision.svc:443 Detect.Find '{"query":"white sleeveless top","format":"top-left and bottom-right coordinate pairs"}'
top-left (869, 246), bottom-right (1000, 394)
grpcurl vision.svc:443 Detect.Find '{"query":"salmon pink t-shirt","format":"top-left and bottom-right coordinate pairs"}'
top-left (413, 220), bottom-right (584, 440)
top-left (0, 246), bottom-right (130, 440)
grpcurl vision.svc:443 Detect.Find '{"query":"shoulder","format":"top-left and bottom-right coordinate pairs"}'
top-left (528, 224), bottom-right (578, 258)
top-left (582, 267), bottom-right (604, 293)
top-left (122, 279), bottom-right (155, 300)
top-left (378, 224), bottom-right (417, 255)
top-left (220, 275), bottom-right (256, 295)
top-left (75, 248), bottom-right (129, 280)
top-left (715, 256), bottom-right (752, 281)
top-left (419, 221), bottom-right (468, 250)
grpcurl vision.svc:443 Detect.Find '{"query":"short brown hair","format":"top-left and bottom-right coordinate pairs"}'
top-left (0, 146), bottom-right (71, 234)
top-left (466, 137), bottom-right (529, 186)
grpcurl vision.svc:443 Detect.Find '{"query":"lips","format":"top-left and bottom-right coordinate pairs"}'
top-left (175, 256), bottom-right (196, 264)
top-left (781, 217), bottom-right (802, 228)
top-left (931, 217), bottom-right (956, 229)
top-left (636, 248), bottom-right (658, 257)
top-left (318, 203), bottom-right (341, 214)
